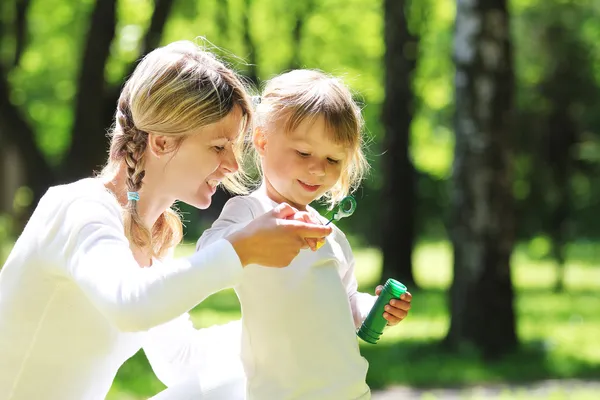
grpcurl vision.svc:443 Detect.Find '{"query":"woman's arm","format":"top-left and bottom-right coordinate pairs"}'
top-left (58, 198), bottom-right (244, 332)
top-left (143, 314), bottom-right (245, 388)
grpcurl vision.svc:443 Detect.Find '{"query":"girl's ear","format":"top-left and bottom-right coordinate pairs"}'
top-left (253, 127), bottom-right (268, 156)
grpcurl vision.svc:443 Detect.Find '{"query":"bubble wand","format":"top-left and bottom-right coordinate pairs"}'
top-left (325, 195), bottom-right (357, 225)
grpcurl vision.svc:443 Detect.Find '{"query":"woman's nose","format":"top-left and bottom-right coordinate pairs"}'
top-left (221, 149), bottom-right (239, 174)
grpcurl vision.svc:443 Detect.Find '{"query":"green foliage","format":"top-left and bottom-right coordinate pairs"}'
top-left (512, 0), bottom-right (600, 240)
top-left (5, 0), bottom-right (600, 243)
top-left (4, 0), bottom-right (600, 241)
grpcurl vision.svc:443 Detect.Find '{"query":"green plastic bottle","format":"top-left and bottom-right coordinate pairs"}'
top-left (357, 278), bottom-right (407, 344)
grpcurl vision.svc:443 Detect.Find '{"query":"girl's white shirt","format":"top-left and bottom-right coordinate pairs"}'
top-left (0, 178), bottom-right (245, 400)
top-left (197, 185), bottom-right (376, 400)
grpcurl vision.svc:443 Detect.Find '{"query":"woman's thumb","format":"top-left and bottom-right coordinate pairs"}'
top-left (272, 202), bottom-right (298, 219)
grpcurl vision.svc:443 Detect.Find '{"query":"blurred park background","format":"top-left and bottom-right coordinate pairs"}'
top-left (1, 0), bottom-right (600, 398)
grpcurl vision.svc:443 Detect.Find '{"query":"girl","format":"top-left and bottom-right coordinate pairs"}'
top-left (0, 43), bottom-right (331, 400)
top-left (198, 69), bottom-right (412, 399)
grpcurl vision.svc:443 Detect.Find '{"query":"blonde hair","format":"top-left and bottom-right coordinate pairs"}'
top-left (255, 69), bottom-right (369, 207)
top-left (101, 40), bottom-right (253, 259)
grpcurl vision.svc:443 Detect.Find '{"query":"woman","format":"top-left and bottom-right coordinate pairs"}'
top-left (0, 40), bottom-right (330, 400)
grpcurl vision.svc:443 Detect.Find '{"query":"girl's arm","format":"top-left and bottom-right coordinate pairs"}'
top-left (342, 256), bottom-right (377, 329)
top-left (197, 196), bottom-right (256, 251)
top-left (337, 232), bottom-right (377, 329)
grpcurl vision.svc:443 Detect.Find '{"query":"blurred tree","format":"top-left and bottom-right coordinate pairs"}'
top-left (537, 20), bottom-right (585, 293)
top-left (0, 0), bottom-right (175, 211)
top-left (514, 4), bottom-right (599, 292)
top-left (288, 0), bottom-right (316, 71)
top-left (0, 0), bottom-right (54, 211)
top-left (216, 0), bottom-right (230, 42)
top-left (64, 0), bottom-right (175, 181)
top-left (0, 64), bottom-right (55, 211)
top-left (379, 0), bottom-right (418, 287)
top-left (445, 0), bottom-right (518, 358)
top-left (62, 0), bottom-right (117, 181)
top-left (242, 0), bottom-right (258, 84)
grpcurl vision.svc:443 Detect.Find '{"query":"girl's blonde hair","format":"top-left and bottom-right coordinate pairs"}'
top-left (101, 40), bottom-right (253, 259)
top-left (255, 69), bottom-right (369, 207)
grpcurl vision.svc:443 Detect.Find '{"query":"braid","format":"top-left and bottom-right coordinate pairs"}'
top-left (116, 102), bottom-right (148, 197)
top-left (123, 128), bottom-right (147, 197)
top-left (116, 102), bottom-right (153, 255)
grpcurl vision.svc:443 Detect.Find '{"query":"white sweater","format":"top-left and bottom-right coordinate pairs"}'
top-left (0, 178), bottom-right (245, 400)
top-left (197, 186), bottom-right (376, 400)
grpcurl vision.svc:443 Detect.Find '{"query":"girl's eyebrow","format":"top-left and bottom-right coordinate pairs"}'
top-left (291, 139), bottom-right (347, 158)
top-left (290, 138), bottom-right (311, 145)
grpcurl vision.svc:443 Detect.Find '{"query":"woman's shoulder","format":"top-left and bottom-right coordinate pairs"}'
top-left (8, 179), bottom-right (123, 273)
top-left (37, 178), bottom-right (122, 225)
top-left (44, 177), bottom-right (117, 204)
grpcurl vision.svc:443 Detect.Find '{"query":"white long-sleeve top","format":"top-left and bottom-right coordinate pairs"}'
top-left (0, 178), bottom-right (245, 400)
top-left (197, 185), bottom-right (376, 400)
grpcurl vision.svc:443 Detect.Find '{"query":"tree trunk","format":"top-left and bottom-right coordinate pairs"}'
top-left (539, 21), bottom-right (584, 294)
top-left (13, 0), bottom-right (32, 67)
top-left (288, 1), bottom-right (315, 70)
top-left (380, 0), bottom-right (417, 288)
top-left (0, 135), bottom-right (25, 215)
top-left (216, 0), bottom-right (230, 42)
top-left (62, 0), bottom-right (118, 181)
top-left (103, 0), bottom-right (176, 140)
top-left (0, 67), bottom-right (55, 208)
top-left (445, 0), bottom-right (517, 359)
top-left (242, 0), bottom-right (258, 85)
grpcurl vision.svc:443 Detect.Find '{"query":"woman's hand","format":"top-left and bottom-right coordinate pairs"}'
top-left (226, 203), bottom-right (332, 267)
top-left (285, 211), bottom-right (326, 251)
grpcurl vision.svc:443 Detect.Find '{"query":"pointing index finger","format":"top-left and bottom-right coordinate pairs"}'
top-left (280, 220), bottom-right (332, 239)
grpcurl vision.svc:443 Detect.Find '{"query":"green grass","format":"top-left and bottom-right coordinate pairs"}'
top-left (105, 240), bottom-right (600, 399)
top-left (3, 238), bottom-right (598, 398)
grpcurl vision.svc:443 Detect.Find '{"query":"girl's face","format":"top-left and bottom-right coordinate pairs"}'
top-left (146, 107), bottom-right (245, 209)
top-left (255, 116), bottom-right (348, 210)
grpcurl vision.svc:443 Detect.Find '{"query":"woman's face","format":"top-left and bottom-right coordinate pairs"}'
top-left (146, 106), bottom-right (245, 209)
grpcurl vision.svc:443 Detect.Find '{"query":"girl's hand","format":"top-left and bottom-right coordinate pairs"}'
top-left (375, 286), bottom-right (412, 326)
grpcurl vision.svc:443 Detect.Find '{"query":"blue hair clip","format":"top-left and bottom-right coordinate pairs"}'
top-left (127, 191), bottom-right (140, 202)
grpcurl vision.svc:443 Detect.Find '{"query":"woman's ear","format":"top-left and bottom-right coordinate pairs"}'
top-left (253, 127), bottom-right (268, 156)
top-left (147, 134), bottom-right (172, 158)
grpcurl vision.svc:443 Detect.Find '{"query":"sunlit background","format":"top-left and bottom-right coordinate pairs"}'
top-left (1, 0), bottom-right (600, 398)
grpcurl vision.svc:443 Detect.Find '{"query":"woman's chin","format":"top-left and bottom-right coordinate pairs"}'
top-left (190, 197), bottom-right (212, 210)
top-left (178, 193), bottom-right (212, 210)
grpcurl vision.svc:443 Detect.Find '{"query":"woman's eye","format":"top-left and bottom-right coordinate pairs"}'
top-left (214, 146), bottom-right (225, 153)
top-left (327, 158), bottom-right (340, 165)
top-left (296, 151), bottom-right (310, 157)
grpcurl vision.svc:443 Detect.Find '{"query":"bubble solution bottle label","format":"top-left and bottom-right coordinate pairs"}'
top-left (357, 279), bottom-right (407, 344)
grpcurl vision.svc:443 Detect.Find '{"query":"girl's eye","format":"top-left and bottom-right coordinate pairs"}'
top-left (327, 158), bottom-right (340, 165)
top-left (296, 151), bottom-right (310, 158)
